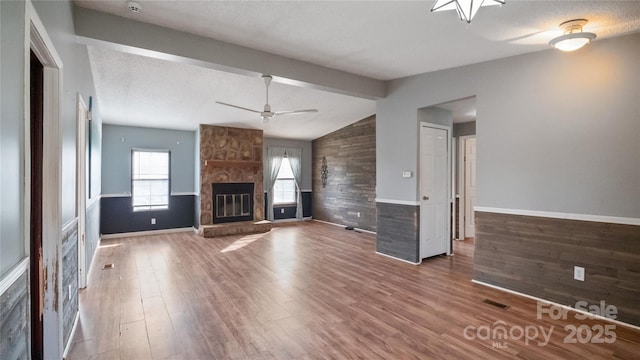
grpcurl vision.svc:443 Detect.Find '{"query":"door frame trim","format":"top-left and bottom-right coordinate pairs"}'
top-left (76, 93), bottom-right (88, 289)
top-left (26, 1), bottom-right (64, 358)
top-left (457, 135), bottom-right (475, 240)
top-left (419, 122), bottom-right (452, 259)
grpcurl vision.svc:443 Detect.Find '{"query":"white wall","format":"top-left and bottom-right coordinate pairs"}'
top-left (377, 33), bottom-right (640, 218)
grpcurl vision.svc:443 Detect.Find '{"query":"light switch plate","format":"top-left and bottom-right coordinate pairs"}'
top-left (574, 266), bottom-right (585, 281)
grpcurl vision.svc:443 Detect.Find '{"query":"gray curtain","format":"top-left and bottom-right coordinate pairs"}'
top-left (266, 147), bottom-right (286, 221)
top-left (286, 148), bottom-right (303, 219)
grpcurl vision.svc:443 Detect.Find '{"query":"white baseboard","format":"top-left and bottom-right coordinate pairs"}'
top-left (375, 251), bottom-right (420, 265)
top-left (472, 279), bottom-right (640, 331)
top-left (312, 219), bottom-right (376, 235)
top-left (100, 227), bottom-right (195, 240)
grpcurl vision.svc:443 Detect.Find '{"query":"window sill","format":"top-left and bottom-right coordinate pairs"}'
top-left (133, 206), bottom-right (169, 212)
top-left (273, 203), bottom-right (297, 207)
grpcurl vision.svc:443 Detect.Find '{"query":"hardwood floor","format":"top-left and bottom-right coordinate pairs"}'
top-left (67, 221), bottom-right (639, 359)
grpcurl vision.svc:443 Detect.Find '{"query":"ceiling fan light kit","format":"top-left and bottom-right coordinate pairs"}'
top-left (549, 19), bottom-right (597, 52)
top-left (216, 75), bottom-right (318, 122)
top-left (431, 0), bottom-right (505, 23)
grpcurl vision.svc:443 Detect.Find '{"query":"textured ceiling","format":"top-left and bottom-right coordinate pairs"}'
top-left (76, 0), bottom-right (640, 139)
top-left (88, 46), bottom-right (375, 139)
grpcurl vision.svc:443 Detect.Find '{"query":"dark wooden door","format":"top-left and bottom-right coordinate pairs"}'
top-left (30, 49), bottom-right (44, 360)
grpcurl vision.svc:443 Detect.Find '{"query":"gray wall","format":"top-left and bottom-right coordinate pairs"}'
top-left (0, 0), bottom-right (25, 277)
top-left (263, 137), bottom-right (313, 190)
top-left (378, 33), bottom-right (640, 219)
top-left (102, 124), bottom-right (196, 194)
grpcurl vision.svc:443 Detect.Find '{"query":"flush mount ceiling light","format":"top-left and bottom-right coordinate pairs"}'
top-left (431, 0), bottom-right (505, 23)
top-left (549, 19), bottom-right (597, 52)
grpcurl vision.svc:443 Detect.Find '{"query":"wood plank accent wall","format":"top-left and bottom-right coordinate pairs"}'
top-left (376, 202), bottom-right (419, 263)
top-left (62, 220), bottom-right (79, 345)
top-left (312, 116), bottom-right (376, 231)
top-left (475, 211), bottom-right (640, 326)
top-left (0, 272), bottom-right (29, 360)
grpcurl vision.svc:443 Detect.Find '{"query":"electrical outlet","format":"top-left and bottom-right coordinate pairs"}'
top-left (151, 218), bottom-right (156, 225)
top-left (281, 208), bottom-right (285, 214)
top-left (574, 266), bottom-right (585, 281)
top-left (357, 212), bottom-right (361, 217)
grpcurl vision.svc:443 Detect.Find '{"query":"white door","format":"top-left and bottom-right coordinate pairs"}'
top-left (464, 137), bottom-right (477, 238)
top-left (420, 125), bottom-right (449, 259)
top-left (77, 95), bottom-right (88, 288)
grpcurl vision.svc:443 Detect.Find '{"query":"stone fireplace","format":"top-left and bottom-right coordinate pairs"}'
top-left (198, 125), bottom-right (271, 237)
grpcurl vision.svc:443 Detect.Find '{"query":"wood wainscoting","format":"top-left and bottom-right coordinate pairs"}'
top-left (474, 210), bottom-right (640, 326)
top-left (67, 221), bottom-right (639, 359)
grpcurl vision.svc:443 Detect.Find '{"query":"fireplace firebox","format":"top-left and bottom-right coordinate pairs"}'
top-left (212, 183), bottom-right (254, 224)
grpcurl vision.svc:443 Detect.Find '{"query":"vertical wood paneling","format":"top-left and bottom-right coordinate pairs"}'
top-left (312, 116), bottom-right (376, 231)
top-left (376, 202), bottom-right (419, 263)
top-left (62, 221), bottom-right (79, 345)
top-left (0, 272), bottom-right (29, 360)
top-left (475, 211), bottom-right (640, 326)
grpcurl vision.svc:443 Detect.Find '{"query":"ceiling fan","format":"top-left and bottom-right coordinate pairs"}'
top-left (216, 75), bottom-right (318, 121)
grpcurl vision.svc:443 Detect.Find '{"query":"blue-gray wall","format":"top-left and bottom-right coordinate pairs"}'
top-left (102, 124), bottom-right (196, 194)
top-left (101, 124), bottom-right (197, 234)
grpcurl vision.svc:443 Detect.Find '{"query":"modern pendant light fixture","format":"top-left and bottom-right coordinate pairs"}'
top-left (549, 19), bottom-right (597, 52)
top-left (431, 0), bottom-right (506, 23)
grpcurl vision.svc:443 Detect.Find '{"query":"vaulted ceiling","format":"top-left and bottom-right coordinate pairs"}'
top-left (75, 0), bottom-right (640, 139)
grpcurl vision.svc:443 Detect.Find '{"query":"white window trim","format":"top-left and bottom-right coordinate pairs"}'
top-left (131, 149), bottom-right (170, 211)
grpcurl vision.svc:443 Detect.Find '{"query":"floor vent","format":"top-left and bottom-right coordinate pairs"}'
top-left (102, 263), bottom-right (115, 270)
top-left (483, 299), bottom-right (509, 309)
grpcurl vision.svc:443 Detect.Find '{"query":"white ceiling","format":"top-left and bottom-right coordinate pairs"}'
top-left (77, 0), bottom-right (640, 139)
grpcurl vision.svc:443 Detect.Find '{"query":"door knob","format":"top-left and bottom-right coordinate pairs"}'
top-left (423, 196), bottom-right (429, 200)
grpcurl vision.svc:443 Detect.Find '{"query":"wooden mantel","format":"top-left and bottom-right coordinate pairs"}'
top-left (204, 160), bottom-right (262, 174)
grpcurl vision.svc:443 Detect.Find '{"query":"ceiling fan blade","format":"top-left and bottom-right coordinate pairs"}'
top-left (274, 109), bottom-right (319, 116)
top-left (215, 101), bottom-right (262, 114)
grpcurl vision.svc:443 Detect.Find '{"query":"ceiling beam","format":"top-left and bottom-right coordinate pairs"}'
top-left (74, 7), bottom-right (385, 100)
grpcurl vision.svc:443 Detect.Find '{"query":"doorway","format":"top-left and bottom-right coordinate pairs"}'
top-left (29, 2), bottom-right (64, 357)
top-left (30, 49), bottom-right (45, 360)
top-left (419, 124), bottom-right (451, 259)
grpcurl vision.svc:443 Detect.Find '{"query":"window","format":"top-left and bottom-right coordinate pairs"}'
top-left (273, 157), bottom-right (297, 204)
top-left (132, 150), bottom-right (170, 211)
